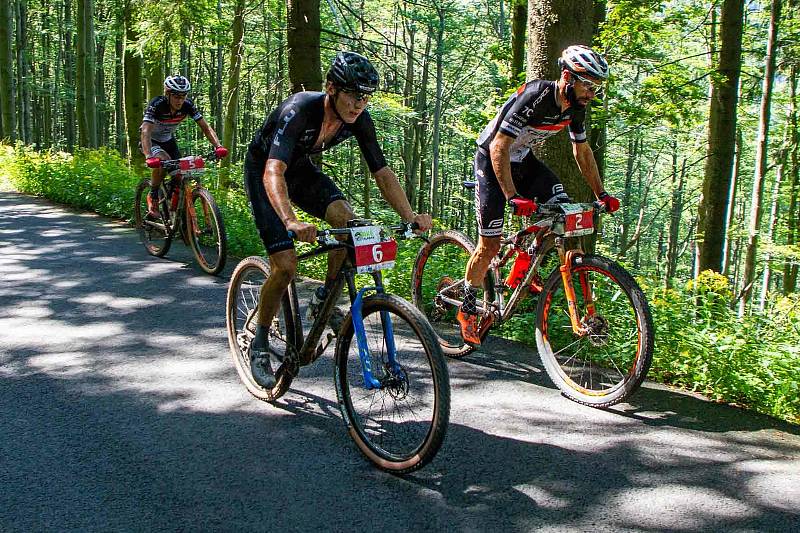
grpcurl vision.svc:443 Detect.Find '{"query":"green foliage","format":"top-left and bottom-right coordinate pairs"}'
top-left (645, 271), bottom-right (800, 424)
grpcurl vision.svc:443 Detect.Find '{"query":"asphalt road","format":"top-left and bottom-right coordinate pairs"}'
top-left (1, 190), bottom-right (799, 532)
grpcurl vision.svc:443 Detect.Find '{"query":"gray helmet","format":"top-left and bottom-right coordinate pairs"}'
top-left (326, 51), bottom-right (379, 94)
top-left (557, 45), bottom-right (609, 80)
top-left (164, 75), bottom-right (191, 93)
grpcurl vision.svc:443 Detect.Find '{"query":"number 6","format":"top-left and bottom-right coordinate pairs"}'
top-left (372, 244), bottom-right (383, 263)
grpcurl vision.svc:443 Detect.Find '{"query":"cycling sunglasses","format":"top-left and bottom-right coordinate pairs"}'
top-left (169, 91), bottom-right (188, 98)
top-left (340, 89), bottom-right (372, 102)
top-left (571, 72), bottom-right (605, 93)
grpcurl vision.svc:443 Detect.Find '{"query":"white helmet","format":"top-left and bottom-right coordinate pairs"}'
top-left (558, 45), bottom-right (609, 80)
top-left (164, 75), bottom-right (191, 93)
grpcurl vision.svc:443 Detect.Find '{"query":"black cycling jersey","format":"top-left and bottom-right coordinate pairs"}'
top-left (142, 96), bottom-right (203, 143)
top-left (246, 91), bottom-right (387, 172)
top-left (477, 80), bottom-right (586, 163)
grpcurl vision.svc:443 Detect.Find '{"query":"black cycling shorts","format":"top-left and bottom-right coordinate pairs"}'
top-left (139, 137), bottom-right (181, 160)
top-left (473, 148), bottom-right (569, 237)
top-left (244, 154), bottom-right (346, 255)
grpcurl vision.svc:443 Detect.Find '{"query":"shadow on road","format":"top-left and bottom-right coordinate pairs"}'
top-left (2, 191), bottom-right (799, 531)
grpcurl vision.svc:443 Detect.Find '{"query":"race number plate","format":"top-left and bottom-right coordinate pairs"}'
top-left (179, 156), bottom-right (205, 172)
top-left (350, 226), bottom-right (398, 274)
top-left (561, 204), bottom-right (595, 237)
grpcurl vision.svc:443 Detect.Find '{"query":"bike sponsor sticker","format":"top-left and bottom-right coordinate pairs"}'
top-left (561, 204), bottom-right (595, 237)
top-left (350, 226), bottom-right (397, 273)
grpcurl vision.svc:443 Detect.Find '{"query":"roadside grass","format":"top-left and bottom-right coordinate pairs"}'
top-left (2, 144), bottom-right (798, 425)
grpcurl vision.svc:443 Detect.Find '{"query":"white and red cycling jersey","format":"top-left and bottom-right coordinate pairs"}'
top-left (477, 80), bottom-right (587, 162)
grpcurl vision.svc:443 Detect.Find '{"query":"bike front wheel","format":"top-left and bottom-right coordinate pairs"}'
top-left (134, 178), bottom-right (172, 257)
top-left (226, 256), bottom-right (301, 401)
top-left (334, 294), bottom-right (450, 474)
top-left (187, 187), bottom-right (227, 275)
top-left (535, 254), bottom-right (654, 407)
top-left (411, 230), bottom-right (491, 357)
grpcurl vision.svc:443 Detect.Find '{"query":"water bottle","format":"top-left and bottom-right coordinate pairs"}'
top-left (505, 251), bottom-right (532, 288)
top-left (306, 285), bottom-right (329, 322)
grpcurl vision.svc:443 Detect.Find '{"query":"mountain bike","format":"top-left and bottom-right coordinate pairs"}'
top-left (226, 220), bottom-right (450, 474)
top-left (412, 195), bottom-right (654, 407)
top-left (134, 150), bottom-right (227, 275)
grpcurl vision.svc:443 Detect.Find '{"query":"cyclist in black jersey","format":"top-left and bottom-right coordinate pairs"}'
top-left (457, 45), bottom-right (622, 346)
top-left (141, 75), bottom-right (228, 217)
top-left (243, 51), bottom-right (432, 388)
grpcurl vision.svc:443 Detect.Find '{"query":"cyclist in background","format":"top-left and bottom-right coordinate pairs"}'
top-left (140, 75), bottom-right (228, 217)
top-left (458, 45), bottom-right (621, 347)
top-left (243, 51), bottom-right (432, 388)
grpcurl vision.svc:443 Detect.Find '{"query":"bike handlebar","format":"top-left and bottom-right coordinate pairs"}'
top-left (147, 149), bottom-right (224, 171)
top-left (287, 222), bottom-right (421, 244)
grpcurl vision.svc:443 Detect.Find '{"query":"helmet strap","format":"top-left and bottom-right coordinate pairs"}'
top-left (329, 90), bottom-right (347, 123)
top-left (561, 72), bottom-right (585, 109)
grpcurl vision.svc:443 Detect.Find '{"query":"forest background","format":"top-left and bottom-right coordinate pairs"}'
top-left (0, 0), bottom-right (798, 424)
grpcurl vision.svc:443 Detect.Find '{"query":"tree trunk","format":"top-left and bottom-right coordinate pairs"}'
top-left (220, 0), bottom-right (245, 187)
top-left (123, 0), bottom-right (144, 166)
top-left (784, 67), bottom-right (799, 294)
top-left (15, 0), bottom-right (31, 143)
top-left (114, 12), bottom-right (125, 154)
top-left (739, 0), bottom-right (781, 315)
top-left (758, 150), bottom-right (786, 311)
top-left (666, 150), bottom-right (687, 288)
top-left (510, 0), bottom-right (526, 83)
top-left (64, 0), bottom-right (76, 150)
top-left (527, 0), bottom-right (596, 201)
top-left (76, 0), bottom-right (98, 147)
top-left (696, 0), bottom-right (744, 273)
top-left (41, 4), bottom-right (53, 148)
top-left (722, 127), bottom-right (743, 275)
top-left (402, 17), bottom-right (416, 203)
top-left (415, 33), bottom-right (432, 214)
top-left (0, 0), bottom-right (16, 141)
top-left (429, 9), bottom-right (445, 218)
top-left (286, 0), bottom-right (321, 93)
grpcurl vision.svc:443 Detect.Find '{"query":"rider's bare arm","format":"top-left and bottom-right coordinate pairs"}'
top-left (489, 132), bottom-right (517, 201)
top-left (140, 122), bottom-right (155, 156)
top-left (196, 118), bottom-right (221, 148)
top-left (572, 141), bottom-right (604, 198)
top-left (372, 166), bottom-right (432, 232)
top-left (263, 158), bottom-right (316, 242)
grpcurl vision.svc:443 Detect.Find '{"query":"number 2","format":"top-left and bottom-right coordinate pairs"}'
top-left (575, 214), bottom-right (583, 228)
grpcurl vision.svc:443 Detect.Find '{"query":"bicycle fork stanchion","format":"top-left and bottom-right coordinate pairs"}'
top-left (558, 248), bottom-right (587, 335)
top-left (350, 287), bottom-right (383, 389)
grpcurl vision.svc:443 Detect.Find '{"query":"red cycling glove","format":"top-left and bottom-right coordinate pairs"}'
top-left (214, 146), bottom-right (229, 159)
top-left (598, 191), bottom-right (620, 213)
top-left (508, 195), bottom-right (537, 217)
top-left (146, 157), bottom-right (162, 169)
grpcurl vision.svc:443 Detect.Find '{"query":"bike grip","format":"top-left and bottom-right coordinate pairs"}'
top-left (287, 230), bottom-right (295, 240)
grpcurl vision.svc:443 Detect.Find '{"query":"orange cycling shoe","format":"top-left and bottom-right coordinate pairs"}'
top-left (146, 193), bottom-right (161, 219)
top-left (457, 310), bottom-right (486, 347)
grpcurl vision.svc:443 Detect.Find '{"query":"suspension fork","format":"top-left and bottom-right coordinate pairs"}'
top-left (556, 239), bottom-right (588, 335)
top-left (346, 271), bottom-right (399, 390)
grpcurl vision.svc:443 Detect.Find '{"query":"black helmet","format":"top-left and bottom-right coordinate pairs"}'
top-left (326, 51), bottom-right (379, 95)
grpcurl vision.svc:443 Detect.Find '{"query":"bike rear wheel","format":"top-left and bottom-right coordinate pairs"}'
top-left (411, 230), bottom-right (490, 357)
top-left (535, 254), bottom-right (654, 407)
top-left (334, 294), bottom-right (450, 474)
top-left (134, 178), bottom-right (172, 257)
top-left (187, 187), bottom-right (227, 275)
top-left (226, 256), bottom-right (301, 401)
